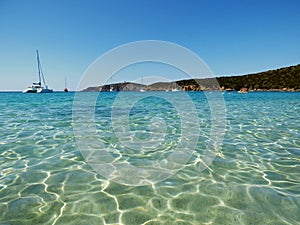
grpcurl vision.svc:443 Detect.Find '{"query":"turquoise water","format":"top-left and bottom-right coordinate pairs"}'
top-left (0, 92), bottom-right (299, 225)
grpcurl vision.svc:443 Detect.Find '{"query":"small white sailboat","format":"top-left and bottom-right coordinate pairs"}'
top-left (139, 75), bottom-right (145, 92)
top-left (23, 50), bottom-right (53, 93)
top-left (110, 85), bottom-right (115, 92)
top-left (171, 82), bottom-right (181, 92)
top-left (109, 77), bottom-right (116, 92)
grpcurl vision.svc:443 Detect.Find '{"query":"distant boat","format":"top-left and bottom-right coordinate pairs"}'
top-left (110, 85), bottom-right (115, 92)
top-left (139, 75), bottom-right (145, 92)
top-left (64, 76), bottom-right (68, 92)
top-left (171, 82), bottom-right (181, 92)
top-left (23, 50), bottom-right (53, 93)
top-left (109, 77), bottom-right (116, 92)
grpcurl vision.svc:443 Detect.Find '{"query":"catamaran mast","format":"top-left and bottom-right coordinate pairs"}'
top-left (36, 50), bottom-right (42, 85)
top-left (36, 50), bottom-right (47, 87)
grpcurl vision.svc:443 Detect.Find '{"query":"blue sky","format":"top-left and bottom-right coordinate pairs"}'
top-left (0, 0), bottom-right (300, 91)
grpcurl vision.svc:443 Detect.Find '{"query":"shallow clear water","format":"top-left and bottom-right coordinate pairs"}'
top-left (0, 92), bottom-right (299, 225)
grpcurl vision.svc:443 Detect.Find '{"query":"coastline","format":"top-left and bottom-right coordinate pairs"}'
top-left (82, 64), bottom-right (300, 92)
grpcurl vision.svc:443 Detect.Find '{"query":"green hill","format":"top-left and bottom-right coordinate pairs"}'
top-left (176, 64), bottom-right (300, 91)
top-left (216, 64), bottom-right (300, 91)
top-left (83, 64), bottom-right (300, 91)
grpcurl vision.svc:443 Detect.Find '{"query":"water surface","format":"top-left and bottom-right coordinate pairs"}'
top-left (0, 92), bottom-right (299, 224)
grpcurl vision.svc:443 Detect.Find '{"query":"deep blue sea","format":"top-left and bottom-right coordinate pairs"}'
top-left (0, 91), bottom-right (299, 225)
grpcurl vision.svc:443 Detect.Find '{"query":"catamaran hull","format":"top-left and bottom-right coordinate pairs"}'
top-left (37, 88), bottom-right (53, 93)
top-left (23, 89), bottom-right (37, 93)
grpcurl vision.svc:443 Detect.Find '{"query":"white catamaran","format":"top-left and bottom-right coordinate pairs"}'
top-left (23, 50), bottom-right (53, 93)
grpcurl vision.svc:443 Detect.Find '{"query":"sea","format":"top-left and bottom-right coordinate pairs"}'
top-left (0, 91), bottom-right (299, 225)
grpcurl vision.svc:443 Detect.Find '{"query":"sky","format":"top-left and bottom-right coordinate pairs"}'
top-left (0, 0), bottom-right (300, 91)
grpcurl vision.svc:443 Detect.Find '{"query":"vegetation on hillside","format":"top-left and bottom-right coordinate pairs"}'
top-left (216, 64), bottom-right (300, 90)
top-left (176, 64), bottom-right (300, 91)
top-left (83, 64), bottom-right (300, 91)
